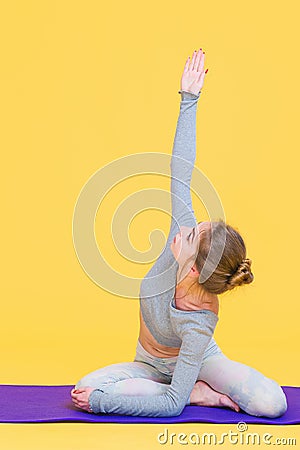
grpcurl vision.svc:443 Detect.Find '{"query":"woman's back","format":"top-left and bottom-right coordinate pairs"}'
top-left (138, 283), bottom-right (219, 358)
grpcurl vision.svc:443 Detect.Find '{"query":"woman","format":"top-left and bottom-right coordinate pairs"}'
top-left (71, 48), bottom-right (287, 418)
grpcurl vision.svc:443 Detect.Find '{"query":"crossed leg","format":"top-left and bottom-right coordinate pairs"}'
top-left (73, 360), bottom-right (238, 412)
top-left (74, 360), bottom-right (172, 396)
top-left (195, 353), bottom-right (287, 418)
top-left (74, 354), bottom-right (287, 418)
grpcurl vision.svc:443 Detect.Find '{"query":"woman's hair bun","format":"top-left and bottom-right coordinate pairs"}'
top-left (227, 258), bottom-right (254, 289)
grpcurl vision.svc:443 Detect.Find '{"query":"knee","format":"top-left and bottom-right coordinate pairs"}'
top-left (74, 380), bottom-right (83, 389)
top-left (270, 386), bottom-right (288, 417)
top-left (74, 377), bottom-right (89, 390)
top-left (258, 391), bottom-right (287, 418)
top-left (74, 374), bottom-right (106, 390)
top-left (247, 382), bottom-right (287, 418)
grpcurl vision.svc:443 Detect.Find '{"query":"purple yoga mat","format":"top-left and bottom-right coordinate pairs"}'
top-left (0, 384), bottom-right (298, 424)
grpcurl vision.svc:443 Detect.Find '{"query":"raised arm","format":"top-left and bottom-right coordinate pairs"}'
top-left (167, 90), bottom-right (200, 238)
top-left (139, 49), bottom-right (208, 298)
top-left (168, 48), bottom-right (207, 237)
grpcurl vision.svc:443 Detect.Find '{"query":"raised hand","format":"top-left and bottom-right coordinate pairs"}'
top-left (180, 48), bottom-right (208, 95)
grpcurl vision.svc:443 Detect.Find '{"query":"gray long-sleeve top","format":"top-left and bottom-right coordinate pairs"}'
top-left (88, 90), bottom-right (219, 417)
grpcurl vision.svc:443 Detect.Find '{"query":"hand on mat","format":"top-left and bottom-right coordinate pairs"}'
top-left (71, 387), bottom-right (95, 413)
top-left (180, 48), bottom-right (208, 95)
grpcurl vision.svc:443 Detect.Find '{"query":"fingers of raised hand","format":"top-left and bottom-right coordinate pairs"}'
top-left (184, 49), bottom-right (204, 72)
top-left (194, 49), bottom-right (205, 72)
top-left (189, 51), bottom-right (195, 70)
top-left (184, 56), bottom-right (190, 73)
top-left (188, 49), bottom-right (205, 73)
top-left (198, 50), bottom-right (205, 73)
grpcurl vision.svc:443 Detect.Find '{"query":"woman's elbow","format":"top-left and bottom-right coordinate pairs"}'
top-left (169, 401), bottom-right (185, 417)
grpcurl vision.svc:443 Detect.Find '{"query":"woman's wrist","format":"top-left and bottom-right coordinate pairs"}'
top-left (178, 89), bottom-right (201, 95)
top-left (178, 90), bottom-right (201, 100)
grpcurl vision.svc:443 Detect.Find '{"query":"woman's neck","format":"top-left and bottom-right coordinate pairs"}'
top-left (175, 278), bottom-right (218, 312)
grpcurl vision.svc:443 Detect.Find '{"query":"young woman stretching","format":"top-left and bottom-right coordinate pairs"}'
top-left (71, 48), bottom-right (287, 418)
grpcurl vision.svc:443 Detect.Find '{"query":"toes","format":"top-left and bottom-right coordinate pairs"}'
top-left (220, 395), bottom-right (240, 412)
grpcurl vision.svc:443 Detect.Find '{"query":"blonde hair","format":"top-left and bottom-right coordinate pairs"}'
top-left (195, 219), bottom-right (254, 294)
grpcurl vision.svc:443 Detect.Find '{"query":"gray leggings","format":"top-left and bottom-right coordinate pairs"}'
top-left (75, 338), bottom-right (287, 418)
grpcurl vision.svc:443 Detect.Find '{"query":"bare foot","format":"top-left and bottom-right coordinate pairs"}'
top-left (190, 381), bottom-right (240, 412)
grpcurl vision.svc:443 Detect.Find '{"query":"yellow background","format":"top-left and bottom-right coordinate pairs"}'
top-left (0, 0), bottom-right (299, 448)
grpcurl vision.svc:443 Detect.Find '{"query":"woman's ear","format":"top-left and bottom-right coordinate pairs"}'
top-left (189, 263), bottom-right (200, 278)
